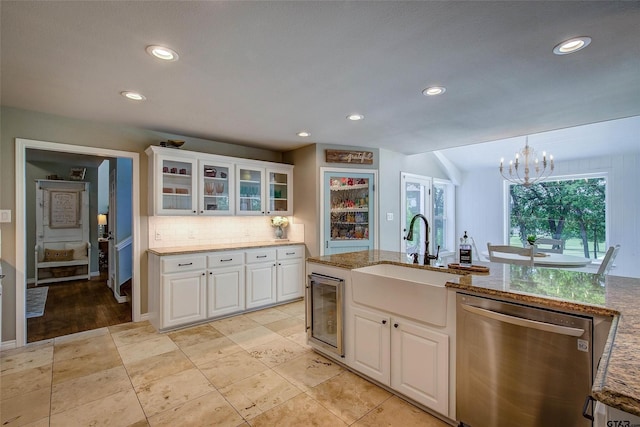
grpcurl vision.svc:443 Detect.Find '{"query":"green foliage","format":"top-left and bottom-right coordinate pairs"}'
top-left (509, 177), bottom-right (606, 258)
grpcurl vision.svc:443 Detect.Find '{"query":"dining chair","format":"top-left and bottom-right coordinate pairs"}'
top-left (597, 245), bottom-right (621, 275)
top-left (487, 242), bottom-right (535, 266)
top-left (535, 238), bottom-right (565, 254)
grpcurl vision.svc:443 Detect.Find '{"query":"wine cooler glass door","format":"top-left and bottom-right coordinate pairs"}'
top-left (307, 274), bottom-right (344, 356)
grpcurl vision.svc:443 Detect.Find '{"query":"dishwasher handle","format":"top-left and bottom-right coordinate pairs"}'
top-left (461, 303), bottom-right (585, 337)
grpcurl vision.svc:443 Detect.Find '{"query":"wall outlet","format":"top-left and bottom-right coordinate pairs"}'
top-left (0, 210), bottom-right (11, 223)
top-left (386, 212), bottom-right (394, 221)
top-left (155, 230), bottom-right (162, 240)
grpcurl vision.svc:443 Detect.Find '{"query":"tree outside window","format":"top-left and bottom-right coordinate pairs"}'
top-left (508, 176), bottom-right (607, 259)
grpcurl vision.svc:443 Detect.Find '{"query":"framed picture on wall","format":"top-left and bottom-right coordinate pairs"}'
top-left (69, 167), bottom-right (86, 180)
top-left (49, 190), bottom-right (81, 228)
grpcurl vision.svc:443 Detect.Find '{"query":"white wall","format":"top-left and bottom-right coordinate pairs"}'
top-left (457, 152), bottom-right (640, 278)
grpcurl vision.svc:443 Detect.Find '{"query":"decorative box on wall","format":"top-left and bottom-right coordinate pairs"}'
top-left (146, 146), bottom-right (293, 216)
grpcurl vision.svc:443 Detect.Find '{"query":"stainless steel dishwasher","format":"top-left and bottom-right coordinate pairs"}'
top-left (457, 293), bottom-right (593, 427)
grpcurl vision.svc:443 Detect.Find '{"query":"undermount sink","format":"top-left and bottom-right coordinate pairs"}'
top-left (351, 264), bottom-right (459, 326)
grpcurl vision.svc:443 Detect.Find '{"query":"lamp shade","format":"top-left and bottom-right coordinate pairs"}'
top-left (97, 214), bottom-right (107, 226)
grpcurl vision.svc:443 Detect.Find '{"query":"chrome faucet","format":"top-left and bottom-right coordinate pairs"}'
top-left (406, 214), bottom-right (440, 265)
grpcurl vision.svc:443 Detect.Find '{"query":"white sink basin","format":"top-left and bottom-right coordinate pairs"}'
top-left (353, 264), bottom-right (456, 287)
top-left (351, 264), bottom-right (459, 326)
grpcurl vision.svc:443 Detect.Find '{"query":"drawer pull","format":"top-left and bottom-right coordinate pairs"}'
top-left (178, 262), bottom-right (193, 266)
top-left (220, 258), bottom-right (233, 262)
top-left (286, 252), bottom-right (295, 255)
top-left (256, 255), bottom-right (267, 258)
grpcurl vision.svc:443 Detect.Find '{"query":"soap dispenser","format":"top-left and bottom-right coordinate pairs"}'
top-left (459, 231), bottom-right (472, 265)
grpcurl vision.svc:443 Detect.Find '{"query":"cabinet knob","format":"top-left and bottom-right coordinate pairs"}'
top-left (193, 210), bottom-right (196, 213)
top-left (202, 273), bottom-right (205, 276)
top-left (382, 320), bottom-right (387, 325)
top-left (394, 323), bottom-right (399, 328)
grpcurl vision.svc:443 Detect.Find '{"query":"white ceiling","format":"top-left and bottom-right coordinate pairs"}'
top-left (2, 1), bottom-right (639, 157)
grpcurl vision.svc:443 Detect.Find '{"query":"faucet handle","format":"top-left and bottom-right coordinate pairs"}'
top-left (410, 253), bottom-right (419, 264)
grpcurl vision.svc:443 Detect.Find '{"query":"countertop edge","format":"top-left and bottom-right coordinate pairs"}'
top-left (148, 241), bottom-right (305, 256)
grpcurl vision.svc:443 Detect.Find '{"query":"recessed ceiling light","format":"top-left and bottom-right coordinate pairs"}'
top-left (120, 91), bottom-right (146, 101)
top-left (146, 45), bottom-right (179, 61)
top-left (553, 37), bottom-right (591, 55)
top-left (422, 86), bottom-right (446, 96)
top-left (347, 114), bottom-right (364, 121)
top-left (297, 131), bottom-right (311, 137)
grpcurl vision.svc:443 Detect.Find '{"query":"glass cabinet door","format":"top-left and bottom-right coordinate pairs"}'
top-left (324, 172), bottom-right (375, 254)
top-left (159, 158), bottom-right (196, 215)
top-left (199, 160), bottom-right (233, 215)
top-left (267, 169), bottom-right (291, 215)
top-left (236, 166), bottom-right (264, 215)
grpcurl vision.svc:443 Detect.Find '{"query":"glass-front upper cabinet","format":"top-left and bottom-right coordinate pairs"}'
top-left (236, 165), bottom-right (293, 216)
top-left (236, 165), bottom-right (265, 215)
top-left (267, 168), bottom-right (292, 215)
top-left (157, 157), bottom-right (198, 215)
top-left (199, 160), bottom-right (234, 215)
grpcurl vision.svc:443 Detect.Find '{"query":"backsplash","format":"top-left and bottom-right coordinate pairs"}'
top-left (148, 216), bottom-right (303, 248)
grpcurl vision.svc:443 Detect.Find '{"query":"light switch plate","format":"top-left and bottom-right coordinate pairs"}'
top-left (0, 210), bottom-right (11, 223)
top-left (386, 212), bottom-right (394, 221)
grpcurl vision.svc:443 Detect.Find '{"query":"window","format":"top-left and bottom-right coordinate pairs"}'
top-left (507, 175), bottom-right (607, 259)
top-left (433, 179), bottom-right (455, 255)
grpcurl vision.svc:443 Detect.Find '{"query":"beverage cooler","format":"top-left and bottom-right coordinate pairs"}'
top-left (306, 273), bottom-right (344, 356)
top-left (323, 171), bottom-right (375, 255)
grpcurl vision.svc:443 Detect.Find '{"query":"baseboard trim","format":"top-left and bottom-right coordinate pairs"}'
top-left (138, 313), bottom-right (151, 322)
top-left (1, 340), bottom-right (17, 351)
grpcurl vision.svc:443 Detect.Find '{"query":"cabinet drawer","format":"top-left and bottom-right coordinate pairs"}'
top-left (245, 249), bottom-right (276, 264)
top-left (162, 256), bottom-right (206, 273)
top-left (208, 252), bottom-right (244, 268)
top-left (277, 246), bottom-right (304, 260)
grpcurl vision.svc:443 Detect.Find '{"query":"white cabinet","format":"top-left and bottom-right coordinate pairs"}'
top-left (146, 146), bottom-right (293, 216)
top-left (276, 246), bottom-right (304, 302)
top-left (350, 306), bottom-right (449, 416)
top-left (199, 159), bottom-right (234, 216)
top-left (245, 249), bottom-right (277, 309)
top-left (391, 318), bottom-right (449, 416)
top-left (150, 245), bottom-right (304, 330)
top-left (160, 255), bottom-right (207, 328)
top-left (351, 307), bottom-right (391, 385)
top-left (237, 165), bottom-right (293, 216)
top-left (148, 150), bottom-right (198, 215)
top-left (207, 252), bottom-right (244, 317)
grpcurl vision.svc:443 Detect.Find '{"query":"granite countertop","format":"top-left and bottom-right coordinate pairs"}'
top-left (148, 240), bottom-right (305, 256)
top-left (307, 249), bottom-right (640, 416)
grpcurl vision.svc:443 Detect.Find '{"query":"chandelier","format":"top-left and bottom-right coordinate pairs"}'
top-left (499, 137), bottom-right (554, 187)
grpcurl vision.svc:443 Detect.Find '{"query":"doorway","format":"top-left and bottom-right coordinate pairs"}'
top-left (15, 138), bottom-right (141, 347)
top-left (400, 173), bottom-right (433, 259)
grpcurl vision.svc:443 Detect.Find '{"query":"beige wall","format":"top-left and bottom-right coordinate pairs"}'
top-left (0, 107), bottom-right (285, 343)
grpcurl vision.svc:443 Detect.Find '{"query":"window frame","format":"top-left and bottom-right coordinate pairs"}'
top-left (433, 178), bottom-right (456, 256)
top-left (503, 172), bottom-right (609, 258)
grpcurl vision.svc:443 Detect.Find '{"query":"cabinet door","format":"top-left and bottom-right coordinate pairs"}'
top-left (157, 156), bottom-right (198, 215)
top-left (391, 318), bottom-right (449, 416)
top-left (351, 307), bottom-right (390, 385)
top-left (236, 166), bottom-right (265, 215)
top-left (276, 258), bottom-right (304, 302)
top-left (199, 159), bottom-right (234, 215)
top-left (245, 261), bottom-right (276, 309)
top-left (207, 265), bottom-right (245, 317)
top-left (267, 168), bottom-right (292, 215)
top-left (162, 270), bottom-right (206, 328)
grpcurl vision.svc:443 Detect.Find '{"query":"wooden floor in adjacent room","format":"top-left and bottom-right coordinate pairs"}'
top-left (27, 274), bottom-right (132, 343)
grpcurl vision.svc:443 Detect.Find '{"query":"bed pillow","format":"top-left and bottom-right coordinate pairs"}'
top-left (65, 242), bottom-right (88, 260)
top-left (43, 248), bottom-right (74, 262)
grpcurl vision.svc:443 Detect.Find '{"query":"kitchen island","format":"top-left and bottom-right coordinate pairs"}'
top-left (307, 250), bottom-right (640, 418)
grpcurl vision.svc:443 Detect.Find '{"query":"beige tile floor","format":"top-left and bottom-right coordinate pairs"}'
top-left (1, 300), bottom-right (451, 427)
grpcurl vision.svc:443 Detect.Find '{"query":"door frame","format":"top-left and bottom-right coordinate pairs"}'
top-left (400, 172), bottom-right (433, 254)
top-left (319, 167), bottom-right (378, 256)
top-left (15, 138), bottom-right (141, 347)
